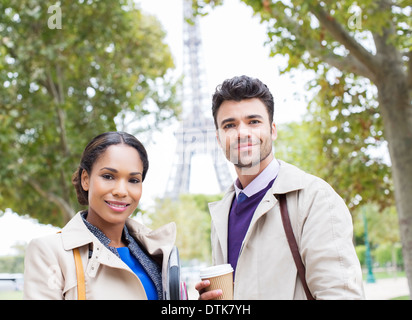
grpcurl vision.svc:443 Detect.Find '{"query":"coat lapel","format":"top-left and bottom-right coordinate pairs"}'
top-left (60, 211), bottom-right (177, 300)
top-left (208, 187), bottom-right (235, 262)
top-left (208, 160), bottom-right (308, 263)
top-left (246, 161), bottom-right (307, 238)
top-left (60, 212), bottom-right (94, 251)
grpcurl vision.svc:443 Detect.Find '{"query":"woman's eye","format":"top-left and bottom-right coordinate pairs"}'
top-left (102, 174), bottom-right (114, 180)
top-left (129, 178), bottom-right (141, 184)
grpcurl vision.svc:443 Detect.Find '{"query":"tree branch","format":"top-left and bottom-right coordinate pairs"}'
top-left (308, 42), bottom-right (377, 82)
top-left (310, 5), bottom-right (379, 77)
top-left (46, 68), bottom-right (60, 104)
top-left (56, 64), bottom-right (64, 103)
top-left (45, 65), bottom-right (70, 156)
top-left (27, 179), bottom-right (74, 223)
top-left (408, 51), bottom-right (412, 90)
top-left (266, 6), bottom-right (376, 82)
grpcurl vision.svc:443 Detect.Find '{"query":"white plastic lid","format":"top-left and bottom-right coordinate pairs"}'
top-left (199, 264), bottom-right (234, 279)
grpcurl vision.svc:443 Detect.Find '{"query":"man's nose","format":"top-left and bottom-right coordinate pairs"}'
top-left (237, 122), bottom-right (251, 138)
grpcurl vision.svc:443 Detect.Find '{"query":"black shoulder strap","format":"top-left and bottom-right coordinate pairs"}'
top-left (279, 193), bottom-right (315, 300)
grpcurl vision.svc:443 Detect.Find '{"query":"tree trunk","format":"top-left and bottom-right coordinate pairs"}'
top-left (376, 65), bottom-right (412, 297)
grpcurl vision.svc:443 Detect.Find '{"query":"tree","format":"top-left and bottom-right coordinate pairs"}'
top-left (353, 204), bottom-right (402, 272)
top-left (0, 1), bottom-right (179, 226)
top-left (148, 194), bottom-right (222, 262)
top-left (305, 73), bottom-right (393, 210)
top-left (276, 117), bottom-right (393, 211)
top-left (193, 0), bottom-right (412, 293)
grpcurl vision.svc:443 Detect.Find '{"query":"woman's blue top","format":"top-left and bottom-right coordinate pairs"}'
top-left (117, 247), bottom-right (158, 300)
top-left (81, 212), bottom-right (162, 299)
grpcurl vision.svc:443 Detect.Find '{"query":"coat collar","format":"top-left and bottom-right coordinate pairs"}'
top-left (208, 160), bottom-right (307, 258)
top-left (125, 218), bottom-right (176, 263)
top-left (209, 159), bottom-right (307, 217)
top-left (270, 160), bottom-right (307, 194)
top-left (60, 212), bottom-right (94, 251)
top-left (60, 212), bottom-right (176, 256)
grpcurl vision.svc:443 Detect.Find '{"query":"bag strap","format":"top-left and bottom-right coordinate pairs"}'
top-left (57, 231), bottom-right (86, 300)
top-left (278, 193), bottom-right (314, 300)
top-left (73, 248), bottom-right (86, 300)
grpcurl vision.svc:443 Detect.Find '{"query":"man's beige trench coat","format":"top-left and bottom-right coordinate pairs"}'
top-left (23, 212), bottom-right (176, 300)
top-left (209, 160), bottom-right (364, 300)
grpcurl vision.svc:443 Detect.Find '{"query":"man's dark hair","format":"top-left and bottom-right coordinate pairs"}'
top-left (211, 75), bottom-right (274, 128)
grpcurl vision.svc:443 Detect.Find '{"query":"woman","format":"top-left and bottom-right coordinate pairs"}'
top-left (23, 132), bottom-right (176, 299)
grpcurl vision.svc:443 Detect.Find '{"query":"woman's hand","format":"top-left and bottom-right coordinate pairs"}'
top-left (195, 280), bottom-right (223, 300)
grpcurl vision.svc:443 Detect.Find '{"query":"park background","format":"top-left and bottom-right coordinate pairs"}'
top-left (0, 0), bottom-right (411, 299)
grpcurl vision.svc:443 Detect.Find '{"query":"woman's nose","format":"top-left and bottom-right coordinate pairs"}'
top-left (112, 180), bottom-right (127, 197)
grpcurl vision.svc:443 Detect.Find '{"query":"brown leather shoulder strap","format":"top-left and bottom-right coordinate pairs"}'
top-left (73, 248), bottom-right (86, 300)
top-left (278, 193), bottom-right (314, 300)
top-left (57, 231), bottom-right (86, 300)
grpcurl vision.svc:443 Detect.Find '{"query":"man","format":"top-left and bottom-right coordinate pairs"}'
top-left (196, 75), bottom-right (364, 299)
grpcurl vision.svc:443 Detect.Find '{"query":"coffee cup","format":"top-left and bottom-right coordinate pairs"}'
top-left (199, 264), bottom-right (234, 300)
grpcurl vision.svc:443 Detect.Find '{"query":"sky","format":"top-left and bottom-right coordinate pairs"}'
top-left (0, 0), bottom-right (312, 256)
top-left (139, 0), bottom-right (312, 204)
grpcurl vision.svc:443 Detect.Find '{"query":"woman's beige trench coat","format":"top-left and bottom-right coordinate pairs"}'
top-left (209, 160), bottom-right (365, 300)
top-left (23, 212), bottom-right (176, 300)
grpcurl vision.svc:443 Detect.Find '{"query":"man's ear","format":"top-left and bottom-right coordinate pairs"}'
top-left (271, 122), bottom-right (278, 141)
top-left (81, 169), bottom-right (90, 191)
top-left (215, 129), bottom-right (224, 148)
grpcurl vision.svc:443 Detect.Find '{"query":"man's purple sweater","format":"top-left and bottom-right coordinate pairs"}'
top-left (228, 178), bottom-right (276, 276)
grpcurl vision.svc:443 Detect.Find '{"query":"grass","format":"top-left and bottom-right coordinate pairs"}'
top-left (0, 290), bottom-right (409, 300)
top-left (0, 271), bottom-right (408, 300)
top-left (362, 270), bottom-right (406, 280)
top-left (391, 295), bottom-right (410, 300)
top-left (0, 290), bottom-right (23, 300)
top-left (363, 270), bottom-right (410, 300)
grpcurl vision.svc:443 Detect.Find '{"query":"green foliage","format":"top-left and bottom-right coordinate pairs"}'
top-left (0, 1), bottom-right (180, 226)
top-left (192, 0), bottom-right (408, 212)
top-left (0, 255), bottom-right (24, 273)
top-left (355, 245), bottom-right (366, 266)
top-left (356, 243), bottom-right (404, 268)
top-left (194, 0), bottom-right (412, 289)
top-left (374, 243), bottom-right (403, 267)
top-left (276, 112), bottom-right (392, 212)
top-left (355, 204), bottom-right (400, 245)
top-left (147, 194), bottom-right (222, 263)
top-left (353, 204), bottom-right (402, 267)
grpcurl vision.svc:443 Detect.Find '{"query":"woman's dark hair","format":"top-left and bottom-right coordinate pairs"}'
top-left (72, 131), bottom-right (149, 206)
top-left (211, 75), bottom-right (274, 128)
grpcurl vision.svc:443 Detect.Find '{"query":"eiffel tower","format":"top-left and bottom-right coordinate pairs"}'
top-left (164, 0), bottom-right (233, 199)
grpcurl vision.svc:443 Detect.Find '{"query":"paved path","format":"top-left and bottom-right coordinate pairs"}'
top-left (186, 277), bottom-right (410, 300)
top-left (2, 276), bottom-right (408, 300)
top-left (363, 277), bottom-right (410, 300)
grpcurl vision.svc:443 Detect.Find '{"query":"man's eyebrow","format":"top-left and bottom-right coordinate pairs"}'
top-left (220, 114), bottom-right (264, 127)
top-left (246, 114), bottom-right (264, 120)
top-left (220, 117), bottom-right (235, 127)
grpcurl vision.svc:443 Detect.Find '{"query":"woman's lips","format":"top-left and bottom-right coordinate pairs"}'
top-left (104, 200), bottom-right (130, 212)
